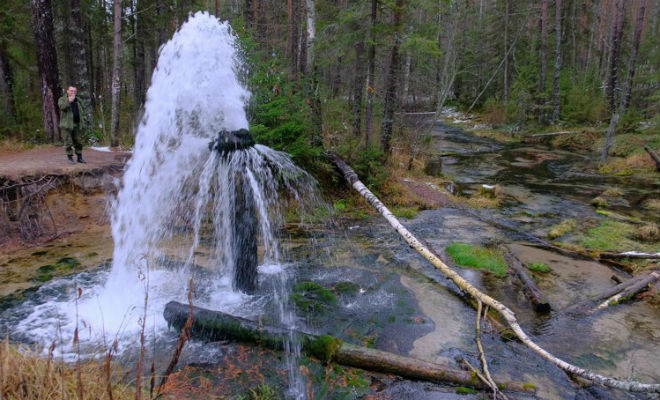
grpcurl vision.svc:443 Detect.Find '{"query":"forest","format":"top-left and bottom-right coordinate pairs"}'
top-left (2, 0), bottom-right (659, 173)
top-left (1, 0), bottom-right (660, 399)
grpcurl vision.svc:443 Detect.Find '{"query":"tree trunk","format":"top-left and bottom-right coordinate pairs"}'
top-left (329, 152), bottom-right (660, 393)
top-left (606, 0), bottom-right (625, 113)
top-left (563, 272), bottom-right (660, 315)
top-left (364, 0), bottom-right (377, 146)
top-left (643, 145), bottom-right (660, 171)
top-left (380, 0), bottom-right (405, 155)
top-left (539, 0), bottom-right (548, 124)
top-left (504, 251), bottom-right (552, 313)
top-left (550, 0), bottom-right (562, 124)
top-left (620, 0), bottom-right (647, 112)
top-left (351, 42), bottom-right (366, 137)
top-left (70, 0), bottom-right (94, 131)
top-left (134, 0), bottom-right (147, 108)
top-left (0, 45), bottom-right (14, 119)
top-left (304, 0), bottom-right (315, 76)
top-left (30, 0), bottom-right (62, 142)
top-left (591, 272), bottom-right (660, 312)
top-left (110, 0), bottom-right (122, 147)
top-left (163, 301), bottom-right (535, 393)
top-left (601, 0), bottom-right (644, 163)
top-left (503, 0), bottom-right (509, 103)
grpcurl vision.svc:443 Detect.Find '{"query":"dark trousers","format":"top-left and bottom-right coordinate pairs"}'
top-left (63, 125), bottom-right (83, 156)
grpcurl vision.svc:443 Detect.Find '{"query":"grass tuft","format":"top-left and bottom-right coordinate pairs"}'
top-left (547, 218), bottom-right (576, 239)
top-left (446, 243), bottom-right (508, 277)
top-left (528, 263), bottom-right (551, 273)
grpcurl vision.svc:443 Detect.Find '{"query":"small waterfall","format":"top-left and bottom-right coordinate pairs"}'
top-left (7, 12), bottom-right (316, 399)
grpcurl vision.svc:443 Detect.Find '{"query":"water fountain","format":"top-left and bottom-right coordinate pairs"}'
top-left (4, 14), bottom-right (315, 399)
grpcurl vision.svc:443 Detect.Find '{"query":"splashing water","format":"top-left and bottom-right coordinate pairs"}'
top-left (6, 12), bottom-right (315, 398)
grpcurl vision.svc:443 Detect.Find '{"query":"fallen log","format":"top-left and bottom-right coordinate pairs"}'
top-left (600, 251), bottom-right (660, 260)
top-left (562, 272), bottom-right (658, 315)
top-left (592, 271), bottom-right (660, 312)
top-left (163, 301), bottom-right (534, 393)
top-left (524, 131), bottom-right (580, 138)
top-left (644, 145), bottom-right (660, 171)
top-left (330, 152), bottom-right (660, 393)
top-left (503, 251), bottom-right (551, 313)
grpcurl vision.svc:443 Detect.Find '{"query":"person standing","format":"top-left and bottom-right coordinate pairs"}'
top-left (58, 86), bottom-right (86, 164)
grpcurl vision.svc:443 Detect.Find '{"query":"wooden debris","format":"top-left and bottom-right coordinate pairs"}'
top-left (163, 301), bottom-right (535, 393)
top-left (504, 251), bottom-right (551, 312)
top-left (330, 152), bottom-right (660, 393)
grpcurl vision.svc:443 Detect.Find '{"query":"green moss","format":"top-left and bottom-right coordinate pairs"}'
top-left (37, 265), bottom-right (55, 273)
top-left (35, 274), bottom-right (53, 282)
top-left (305, 335), bottom-right (342, 362)
top-left (446, 243), bottom-right (508, 277)
top-left (456, 386), bottom-right (478, 395)
top-left (547, 218), bottom-right (577, 239)
top-left (333, 281), bottom-right (360, 296)
top-left (579, 220), bottom-right (636, 251)
top-left (523, 383), bottom-right (537, 390)
top-left (528, 263), bottom-right (551, 273)
top-left (292, 282), bottom-right (337, 314)
top-left (55, 257), bottom-right (81, 269)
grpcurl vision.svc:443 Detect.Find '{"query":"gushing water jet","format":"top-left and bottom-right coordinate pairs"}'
top-left (209, 128), bottom-right (258, 293)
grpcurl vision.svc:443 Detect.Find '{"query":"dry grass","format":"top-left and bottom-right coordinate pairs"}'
top-left (0, 339), bottom-right (136, 400)
top-left (599, 153), bottom-right (656, 175)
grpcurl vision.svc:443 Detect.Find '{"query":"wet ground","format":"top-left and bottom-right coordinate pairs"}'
top-left (1, 124), bottom-right (659, 399)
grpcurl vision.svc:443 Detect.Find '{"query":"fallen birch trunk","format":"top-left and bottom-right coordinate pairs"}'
top-left (592, 272), bottom-right (660, 312)
top-left (525, 131), bottom-right (580, 138)
top-left (330, 152), bottom-right (660, 393)
top-left (600, 251), bottom-right (660, 260)
top-left (562, 272), bottom-right (659, 315)
top-left (504, 251), bottom-right (551, 313)
top-left (163, 301), bottom-right (533, 392)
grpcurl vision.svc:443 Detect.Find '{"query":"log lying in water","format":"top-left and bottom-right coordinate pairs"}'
top-left (524, 130), bottom-right (580, 139)
top-left (330, 152), bottom-right (660, 393)
top-left (644, 145), bottom-right (660, 171)
top-left (562, 272), bottom-right (660, 315)
top-left (600, 251), bottom-right (660, 260)
top-left (592, 271), bottom-right (660, 312)
top-left (504, 251), bottom-right (551, 313)
top-left (163, 301), bottom-right (534, 393)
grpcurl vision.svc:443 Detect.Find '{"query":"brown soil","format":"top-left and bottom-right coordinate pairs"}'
top-left (0, 146), bottom-right (128, 297)
top-left (0, 146), bottom-right (129, 181)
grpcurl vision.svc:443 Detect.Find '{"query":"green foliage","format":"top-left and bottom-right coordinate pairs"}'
top-left (351, 145), bottom-right (388, 192)
top-left (242, 41), bottom-right (322, 170)
top-left (561, 70), bottom-right (607, 124)
top-left (445, 243), bottom-right (508, 277)
top-left (528, 263), bottom-right (551, 273)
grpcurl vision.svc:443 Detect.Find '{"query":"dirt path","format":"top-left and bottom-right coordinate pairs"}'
top-left (0, 146), bottom-right (130, 181)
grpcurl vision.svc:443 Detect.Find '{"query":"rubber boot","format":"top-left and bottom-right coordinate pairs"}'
top-left (67, 155), bottom-right (75, 165)
top-left (77, 154), bottom-right (86, 164)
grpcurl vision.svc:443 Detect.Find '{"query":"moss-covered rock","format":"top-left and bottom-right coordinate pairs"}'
top-left (292, 282), bottom-right (338, 314)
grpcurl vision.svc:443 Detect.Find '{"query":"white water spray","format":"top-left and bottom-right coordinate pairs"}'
top-left (9, 14), bottom-right (315, 397)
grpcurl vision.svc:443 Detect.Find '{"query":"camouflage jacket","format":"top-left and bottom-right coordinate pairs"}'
top-left (58, 95), bottom-right (87, 131)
